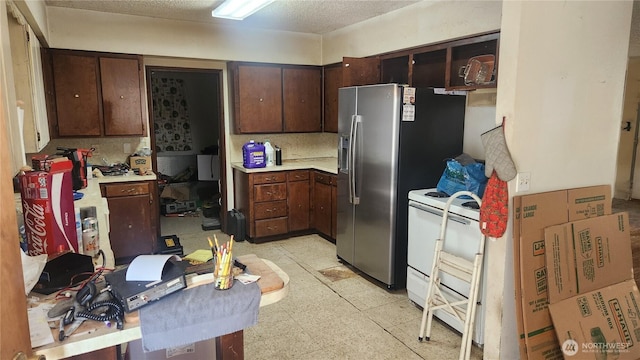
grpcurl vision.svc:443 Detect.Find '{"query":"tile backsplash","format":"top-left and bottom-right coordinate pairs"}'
top-left (228, 133), bottom-right (338, 163)
top-left (29, 132), bottom-right (338, 169)
top-left (31, 137), bottom-right (149, 166)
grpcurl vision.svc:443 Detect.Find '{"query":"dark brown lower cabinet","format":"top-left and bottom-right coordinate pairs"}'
top-left (233, 169), bottom-right (336, 242)
top-left (312, 171), bottom-right (337, 240)
top-left (100, 181), bottom-right (158, 264)
top-left (287, 170), bottom-right (310, 232)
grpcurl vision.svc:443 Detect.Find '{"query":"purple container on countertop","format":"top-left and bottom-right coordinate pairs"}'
top-left (242, 140), bottom-right (266, 169)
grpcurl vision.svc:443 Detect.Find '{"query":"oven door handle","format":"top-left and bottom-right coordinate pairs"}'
top-left (409, 202), bottom-right (472, 226)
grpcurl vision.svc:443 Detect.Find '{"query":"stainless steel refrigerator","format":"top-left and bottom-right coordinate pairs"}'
top-left (336, 83), bottom-right (466, 289)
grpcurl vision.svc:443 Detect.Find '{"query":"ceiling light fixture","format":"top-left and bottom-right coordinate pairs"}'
top-left (212, 0), bottom-right (275, 20)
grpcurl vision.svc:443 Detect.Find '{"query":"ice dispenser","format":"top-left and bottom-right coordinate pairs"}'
top-left (339, 136), bottom-right (349, 174)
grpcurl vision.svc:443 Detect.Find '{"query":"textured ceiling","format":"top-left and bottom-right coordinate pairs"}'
top-left (42, 0), bottom-right (640, 52)
top-left (44, 0), bottom-right (423, 35)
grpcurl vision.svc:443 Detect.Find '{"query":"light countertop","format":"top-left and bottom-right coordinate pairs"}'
top-left (76, 173), bottom-right (157, 202)
top-left (15, 173), bottom-right (158, 271)
top-left (33, 257), bottom-right (289, 359)
top-left (231, 157), bottom-right (337, 175)
top-left (75, 174), bottom-right (157, 269)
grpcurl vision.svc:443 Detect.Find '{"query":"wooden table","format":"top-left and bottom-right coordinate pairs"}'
top-left (33, 259), bottom-right (289, 360)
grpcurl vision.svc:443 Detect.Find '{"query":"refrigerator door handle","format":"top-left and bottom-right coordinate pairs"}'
top-left (351, 115), bottom-right (362, 205)
top-left (347, 115), bottom-right (356, 204)
top-left (338, 136), bottom-right (344, 173)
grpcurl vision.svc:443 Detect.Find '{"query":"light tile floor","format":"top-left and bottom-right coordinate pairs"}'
top-left (161, 216), bottom-right (483, 360)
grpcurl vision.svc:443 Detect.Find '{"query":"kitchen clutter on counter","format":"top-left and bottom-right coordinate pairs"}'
top-left (128, 147), bottom-right (153, 175)
top-left (243, 140), bottom-right (283, 169)
top-left (15, 145), bottom-right (159, 296)
top-left (18, 157), bottom-right (78, 257)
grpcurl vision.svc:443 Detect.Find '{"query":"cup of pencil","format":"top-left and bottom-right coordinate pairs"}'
top-left (210, 235), bottom-right (234, 290)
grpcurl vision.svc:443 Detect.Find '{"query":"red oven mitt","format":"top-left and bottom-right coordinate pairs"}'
top-left (479, 171), bottom-right (508, 237)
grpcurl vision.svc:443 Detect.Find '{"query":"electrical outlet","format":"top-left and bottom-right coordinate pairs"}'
top-left (123, 143), bottom-right (131, 154)
top-left (517, 172), bottom-right (531, 192)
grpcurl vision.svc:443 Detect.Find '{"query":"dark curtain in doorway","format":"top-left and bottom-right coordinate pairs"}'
top-left (152, 77), bottom-right (194, 152)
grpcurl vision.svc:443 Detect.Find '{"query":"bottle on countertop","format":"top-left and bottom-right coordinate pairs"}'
top-left (264, 141), bottom-right (275, 167)
top-left (242, 140), bottom-right (266, 168)
top-left (275, 146), bottom-right (282, 166)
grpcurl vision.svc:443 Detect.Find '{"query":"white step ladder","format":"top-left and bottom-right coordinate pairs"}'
top-left (418, 191), bottom-right (486, 360)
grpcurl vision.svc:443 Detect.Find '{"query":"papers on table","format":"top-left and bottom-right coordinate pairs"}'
top-left (126, 254), bottom-right (182, 282)
top-left (183, 249), bottom-right (214, 263)
top-left (28, 303), bottom-right (54, 348)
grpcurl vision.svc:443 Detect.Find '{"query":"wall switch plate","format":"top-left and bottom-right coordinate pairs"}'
top-left (517, 172), bottom-right (531, 192)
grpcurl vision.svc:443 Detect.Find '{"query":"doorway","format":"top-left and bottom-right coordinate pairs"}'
top-left (145, 67), bottom-right (226, 237)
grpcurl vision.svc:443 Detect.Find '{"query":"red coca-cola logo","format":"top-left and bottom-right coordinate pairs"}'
top-left (23, 200), bottom-right (48, 255)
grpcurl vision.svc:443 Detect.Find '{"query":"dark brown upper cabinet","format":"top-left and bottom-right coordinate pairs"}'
top-left (379, 31), bottom-right (500, 90)
top-left (43, 49), bottom-right (145, 138)
top-left (230, 62), bottom-right (322, 134)
top-left (283, 67), bottom-right (322, 132)
top-left (342, 57), bottom-right (381, 86)
top-left (322, 57), bottom-right (380, 133)
top-left (322, 64), bottom-right (342, 133)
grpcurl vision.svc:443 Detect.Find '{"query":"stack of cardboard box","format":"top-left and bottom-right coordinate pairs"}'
top-left (513, 185), bottom-right (640, 359)
top-left (545, 208), bottom-right (640, 359)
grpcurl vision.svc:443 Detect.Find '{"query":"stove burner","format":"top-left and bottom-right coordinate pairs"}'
top-left (461, 201), bottom-right (480, 210)
top-left (425, 191), bottom-right (449, 198)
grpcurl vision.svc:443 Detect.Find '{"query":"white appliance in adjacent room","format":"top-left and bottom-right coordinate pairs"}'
top-left (197, 154), bottom-right (220, 181)
top-left (407, 188), bottom-right (487, 345)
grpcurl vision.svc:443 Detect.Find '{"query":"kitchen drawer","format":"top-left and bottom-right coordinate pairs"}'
top-left (101, 182), bottom-right (150, 197)
top-left (253, 172), bottom-right (286, 185)
top-left (287, 170), bottom-right (309, 182)
top-left (254, 200), bottom-right (287, 220)
top-left (314, 172), bottom-right (336, 186)
top-left (255, 217), bottom-right (288, 237)
top-left (254, 183), bottom-right (287, 202)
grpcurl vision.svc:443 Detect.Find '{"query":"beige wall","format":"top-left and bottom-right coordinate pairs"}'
top-left (45, 7), bottom-right (321, 65)
top-left (13, 0), bottom-right (49, 45)
top-left (322, 0), bottom-right (502, 64)
top-left (1, 3), bottom-right (24, 173)
top-left (495, 1), bottom-right (632, 358)
top-left (617, 58), bottom-right (640, 199)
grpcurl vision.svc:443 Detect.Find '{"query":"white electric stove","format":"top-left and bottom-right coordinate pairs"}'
top-left (407, 188), bottom-right (487, 345)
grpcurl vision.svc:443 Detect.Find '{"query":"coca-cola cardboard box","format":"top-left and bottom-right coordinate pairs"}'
top-left (19, 159), bottom-right (78, 256)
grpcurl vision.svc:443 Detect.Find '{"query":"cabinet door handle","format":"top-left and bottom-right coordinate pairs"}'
top-left (120, 95), bottom-right (124, 99)
top-left (259, 98), bottom-right (264, 102)
top-left (128, 224), bottom-right (132, 229)
top-left (74, 94), bottom-right (80, 98)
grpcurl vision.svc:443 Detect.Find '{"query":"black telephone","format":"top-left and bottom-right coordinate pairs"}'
top-left (76, 281), bottom-right (97, 306)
